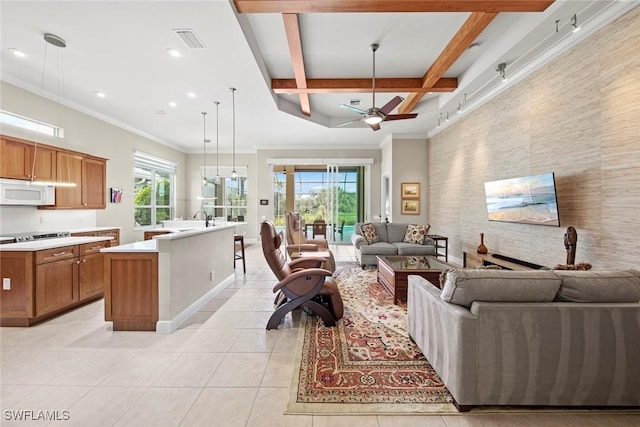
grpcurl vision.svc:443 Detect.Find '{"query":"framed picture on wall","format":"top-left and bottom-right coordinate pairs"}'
top-left (401, 182), bottom-right (420, 199)
top-left (402, 199), bottom-right (420, 215)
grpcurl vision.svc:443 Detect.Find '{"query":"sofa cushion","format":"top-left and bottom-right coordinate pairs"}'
top-left (386, 223), bottom-right (408, 243)
top-left (360, 223), bottom-right (379, 244)
top-left (395, 242), bottom-right (436, 256)
top-left (403, 224), bottom-right (430, 244)
top-left (359, 242), bottom-right (398, 256)
top-left (554, 270), bottom-right (640, 302)
top-left (440, 269), bottom-right (562, 308)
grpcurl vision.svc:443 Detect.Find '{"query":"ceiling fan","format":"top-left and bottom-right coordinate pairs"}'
top-left (339, 43), bottom-right (418, 131)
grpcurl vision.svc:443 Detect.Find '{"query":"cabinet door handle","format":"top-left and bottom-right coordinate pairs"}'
top-left (52, 251), bottom-right (67, 257)
top-left (82, 259), bottom-right (86, 263)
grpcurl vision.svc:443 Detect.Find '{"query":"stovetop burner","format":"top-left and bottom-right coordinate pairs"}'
top-left (0, 231), bottom-right (71, 243)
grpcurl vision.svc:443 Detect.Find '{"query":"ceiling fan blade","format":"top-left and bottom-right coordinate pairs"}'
top-left (368, 122), bottom-right (381, 131)
top-left (378, 96), bottom-right (403, 115)
top-left (339, 104), bottom-right (367, 115)
top-left (384, 113), bottom-right (418, 121)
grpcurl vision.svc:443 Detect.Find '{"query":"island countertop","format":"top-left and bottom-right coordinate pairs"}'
top-left (101, 223), bottom-right (238, 253)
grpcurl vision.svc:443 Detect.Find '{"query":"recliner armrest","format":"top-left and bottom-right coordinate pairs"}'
top-left (289, 257), bottom-right (324, 270)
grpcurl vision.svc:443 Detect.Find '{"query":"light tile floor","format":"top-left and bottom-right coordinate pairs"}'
top-left (1, 243), bottom-right (638, 426)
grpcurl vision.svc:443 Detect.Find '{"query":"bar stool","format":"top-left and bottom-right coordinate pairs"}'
top-left (234, 234), bottom-right (246, 273)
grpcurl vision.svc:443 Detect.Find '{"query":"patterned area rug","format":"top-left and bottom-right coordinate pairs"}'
top-left (287, 265), bottom-right (457, 415)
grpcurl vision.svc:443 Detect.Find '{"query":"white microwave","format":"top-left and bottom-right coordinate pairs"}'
top-left (0, 178), bottom-right (55, 206)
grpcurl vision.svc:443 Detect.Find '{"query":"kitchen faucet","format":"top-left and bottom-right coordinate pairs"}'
top-left (193, 210), bottom-right (213, 228)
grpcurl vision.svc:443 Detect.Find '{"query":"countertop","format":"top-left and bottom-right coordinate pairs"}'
top-left (102, 224), bottom-right (237, 253)
top-left (0, 236), bottom-right (114, 251)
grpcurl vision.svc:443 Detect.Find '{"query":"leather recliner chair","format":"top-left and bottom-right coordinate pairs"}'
top-left (285, 211), bottom-right (336, 272)
top-left (260, 220), bottom-right (344, 330)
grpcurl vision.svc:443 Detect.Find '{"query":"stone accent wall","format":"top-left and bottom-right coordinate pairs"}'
top-left (428, 6), bottom-right (640, 269)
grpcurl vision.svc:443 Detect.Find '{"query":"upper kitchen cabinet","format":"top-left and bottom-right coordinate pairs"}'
top-left (0, 134), bottom-right (108, 209)
top-left (44, 151), bottom-right (107, 209)
top-left (0, 135), bottom-right (56, 181)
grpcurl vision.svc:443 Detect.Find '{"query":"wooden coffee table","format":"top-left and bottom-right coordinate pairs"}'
top-left (377, 255), bottom-right (452, 304)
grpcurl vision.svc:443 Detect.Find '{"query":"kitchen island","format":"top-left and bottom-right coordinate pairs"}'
top-left (101, 224), bottom-right (236, 333)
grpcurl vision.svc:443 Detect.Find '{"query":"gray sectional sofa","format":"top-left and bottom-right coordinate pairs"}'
top-left (407, 269), bottom-right (640, 411)
top-left (351, 222), bottom-right (436, 267)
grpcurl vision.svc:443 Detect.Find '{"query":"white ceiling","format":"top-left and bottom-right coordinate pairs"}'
top-left (0, 1), bottom-right (636, 153)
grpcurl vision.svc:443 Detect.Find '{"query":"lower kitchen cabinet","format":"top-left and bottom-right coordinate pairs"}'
top-left (0, 239), bottom-right (109, 326)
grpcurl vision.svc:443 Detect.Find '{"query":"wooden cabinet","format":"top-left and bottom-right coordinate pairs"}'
top-left (98, 229), bottom-right (119, 246)
top-left (0, 239), bottom-right (108, 326)
top-left (71, 229), bottom-right (120, 247)
top-left (104, 252), bottom-right (158, 331)
top-left (0, 135), bottom-right (56, 181)
top-left (144, 230), bottom-right (171, 240)
top-left (79, 240), bottom-right (109, 300)
top-left (0, 134), bottom-right (108, 210)
top-left (48, 152), bottom-right (106, 209)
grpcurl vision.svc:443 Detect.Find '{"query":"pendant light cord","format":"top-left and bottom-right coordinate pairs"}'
top-left (214, 101), bottom-right (220, 178)
top-left (230, 87), bottom-right (237, 177)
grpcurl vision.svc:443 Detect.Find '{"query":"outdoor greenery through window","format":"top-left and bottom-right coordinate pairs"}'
top-left (273, 167), bottom-right (361, 242)
top-left (134, 152), bottom-right (175, 228)
top-left (201, 167), bottom-right (248, 221)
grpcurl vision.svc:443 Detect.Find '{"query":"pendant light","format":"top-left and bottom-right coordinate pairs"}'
top-left (197, 112), bottom-right (215, 201)
top-left (31, 32), bottom-right (76, 187)
top-left (213, 101), bottom-right (221, 185)
top-left (230, 87), bottom-right (237, 179)
top-left (201, 111), bottom-right (208, 185)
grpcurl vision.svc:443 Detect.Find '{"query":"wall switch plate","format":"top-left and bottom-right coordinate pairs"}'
top-left (209, 271), bottom-right (215, 281)
top-left (2, 278), bottom-right (10, 290)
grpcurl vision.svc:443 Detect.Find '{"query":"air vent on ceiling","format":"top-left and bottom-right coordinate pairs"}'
top-left (173, 29), bottom-right (205, 49)
top-left (349, 99), bottom-right (362, 107)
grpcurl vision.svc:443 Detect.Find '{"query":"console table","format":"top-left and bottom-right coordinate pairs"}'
top-left (428, 234), bottom-right (448, 262)
top-left (463, 251), bottom-right (546, 270)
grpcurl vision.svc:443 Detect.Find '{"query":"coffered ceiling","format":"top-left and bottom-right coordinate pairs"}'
top-left (0, 1), bottom-right (636, 152)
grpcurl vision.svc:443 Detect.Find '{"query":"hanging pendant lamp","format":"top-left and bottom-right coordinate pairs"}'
top-left (201, 111), bottom-right (208, 185)
top-left (230, 87), bottom-right (237, 179)
top-left (31, 33), bottom-right (77, 187)
top-left (213, 101), bottom-right (221, 185)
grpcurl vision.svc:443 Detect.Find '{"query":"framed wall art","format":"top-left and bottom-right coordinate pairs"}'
top-left (402, 199), bottom-right (420, 215)
top-left (401, 182), bottom-right (420, 199)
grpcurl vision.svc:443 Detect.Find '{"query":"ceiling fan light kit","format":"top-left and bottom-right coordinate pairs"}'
top-left (339, 43), bottom-right (418, 131)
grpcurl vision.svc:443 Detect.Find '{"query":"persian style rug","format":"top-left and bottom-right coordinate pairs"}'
top-left (287, 265), bottom-right (457, 415)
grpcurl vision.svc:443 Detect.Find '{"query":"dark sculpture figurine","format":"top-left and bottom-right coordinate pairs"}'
top-left (564, 226), bottom-right (578, 265)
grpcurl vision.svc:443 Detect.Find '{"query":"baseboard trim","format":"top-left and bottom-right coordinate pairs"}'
top-left (156, 273), bottom-right (235, 334)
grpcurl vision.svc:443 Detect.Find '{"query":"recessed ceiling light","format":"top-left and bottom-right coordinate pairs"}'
top-left (168, 101), bottom-right (177, 108)
top-left (187, 92), bottom-right (197, 98)
top-left (9, 48), bottom-right (28, 58)
top-left (94, 91), bottom-right (106, 98)
top-left (154, 110), bottom-right (166, 115)
top-left (167, 48), bottom-right (182, 58)
top-left (468, 43), bottom-right (480, 51)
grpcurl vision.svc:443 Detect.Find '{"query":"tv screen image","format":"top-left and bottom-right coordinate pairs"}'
top-left (484, 172), bottom-right (560, 226)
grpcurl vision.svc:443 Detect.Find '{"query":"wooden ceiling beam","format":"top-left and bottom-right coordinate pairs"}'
top-left (234, 1), bottom-right (554, 14)
top-left (271, 77), bottom-right (458, 94)
top-left (398, 11), bottom-right (497, 114)
top-left (282, 13), bottom-right (311, 116)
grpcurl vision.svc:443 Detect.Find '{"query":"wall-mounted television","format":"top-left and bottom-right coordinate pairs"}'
top-left (484, 172), bottom-right (560, 227)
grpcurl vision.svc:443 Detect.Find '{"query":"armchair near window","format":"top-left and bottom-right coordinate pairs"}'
top-left (285, 211), bottom-right (335, 272)
top-left (260, 220), bottom-right (343, 330)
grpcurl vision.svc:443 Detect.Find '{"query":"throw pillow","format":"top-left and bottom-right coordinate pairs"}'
top-left (360, 223), bottom-right (379, 244)
top-left (403, 224), bottom-right (429, 244)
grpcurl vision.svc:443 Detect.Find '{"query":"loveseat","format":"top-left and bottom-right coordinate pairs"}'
top-left (407, 269), bottom-right (640, 411)
top-left (351, 222), bottom-right (436, 267)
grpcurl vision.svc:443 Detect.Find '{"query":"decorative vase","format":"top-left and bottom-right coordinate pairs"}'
top-left (477, 233), bottom-right (488, 254)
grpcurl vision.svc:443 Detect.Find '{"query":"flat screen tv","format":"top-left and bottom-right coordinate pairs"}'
top-left (484, 172), bottom-right (560, 227)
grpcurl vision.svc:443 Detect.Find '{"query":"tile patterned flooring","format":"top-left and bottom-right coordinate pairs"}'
top-left (1, 243), bottom-right (639, 426)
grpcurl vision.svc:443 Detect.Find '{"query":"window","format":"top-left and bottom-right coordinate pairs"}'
top-left (134, 152), bottom-right (176, 228)
top-left (0, 110), bottom-right (63, 137)
top-left (201, 166), bottom-right (247, 221)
